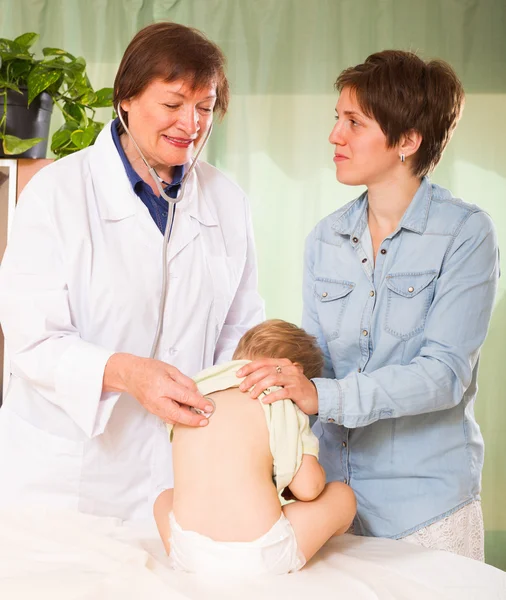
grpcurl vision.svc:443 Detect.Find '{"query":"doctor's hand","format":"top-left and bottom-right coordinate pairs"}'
top-left (104, 353), bottom-right (213, 427)
top-left (236, 358), bottom-right (319, 415)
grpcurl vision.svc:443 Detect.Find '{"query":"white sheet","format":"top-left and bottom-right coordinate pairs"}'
top-left (0, 507), bottom-right (504, 600)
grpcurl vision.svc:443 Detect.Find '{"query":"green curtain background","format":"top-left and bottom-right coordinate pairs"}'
top-left (1, 0), bottom-right (505, 569)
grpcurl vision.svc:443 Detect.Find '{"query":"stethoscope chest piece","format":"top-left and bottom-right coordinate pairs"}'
top-left (190, 396), bottom-right (216, 419)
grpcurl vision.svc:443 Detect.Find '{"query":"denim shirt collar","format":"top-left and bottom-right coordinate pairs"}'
top-left (331, 177), bottom-right (432, 239)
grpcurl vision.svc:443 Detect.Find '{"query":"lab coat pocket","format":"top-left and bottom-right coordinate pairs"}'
top-left (314, 278), bottom-right (355, 341)
top-left (206, 255), bottom-right (242, 334)
top-left (384, 270), bottom-right (437, 339)
top-left (0, 407), bottom-right (83, 507)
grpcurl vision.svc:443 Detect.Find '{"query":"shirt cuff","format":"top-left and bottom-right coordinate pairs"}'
top-left (312, 377), bottom-right (343, 424)
top-left (55, 340), bottom-right (120, 438)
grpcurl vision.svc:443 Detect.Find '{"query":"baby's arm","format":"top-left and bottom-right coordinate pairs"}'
top-left (287, 454), bottom-right (326, 502)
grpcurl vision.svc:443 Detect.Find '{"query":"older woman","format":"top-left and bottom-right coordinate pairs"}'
top-left (0, 22), bottom-right (264, 519)
top-left (239, 50), bottom-right (499, 560)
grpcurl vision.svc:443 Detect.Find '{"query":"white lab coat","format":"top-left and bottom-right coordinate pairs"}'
top-left (0, 121), bottom-right (264, 520)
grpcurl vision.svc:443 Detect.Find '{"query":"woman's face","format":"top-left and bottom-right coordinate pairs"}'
top-left (329, 86), bottom-right (400, 187)
top-left (121, 77), bottom-right (216, 170)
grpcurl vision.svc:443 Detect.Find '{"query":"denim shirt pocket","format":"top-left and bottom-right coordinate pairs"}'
top-left (384, 270), bottom-right (438, 339)
top-left (314, 278), bottom-right (355, 341)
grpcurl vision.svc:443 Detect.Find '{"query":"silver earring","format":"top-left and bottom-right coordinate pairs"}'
top-left (400, 153), bottom-right (405, 163)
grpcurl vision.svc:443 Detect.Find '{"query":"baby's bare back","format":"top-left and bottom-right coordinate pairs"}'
top-left (172, 387), bottom-right (282, 541)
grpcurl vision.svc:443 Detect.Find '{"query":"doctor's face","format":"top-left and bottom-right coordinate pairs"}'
top-left (120, 78), bottom-right (216, 171)
top-left (329, 86), bottom-right (400, 187)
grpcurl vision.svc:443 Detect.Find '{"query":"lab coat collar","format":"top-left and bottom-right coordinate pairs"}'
top-left (89, 121), bottom-right (218, 228)
top-left (89, 121), bottom-right (138, 221)
top-left (185, 164), bottom-right (218, 227)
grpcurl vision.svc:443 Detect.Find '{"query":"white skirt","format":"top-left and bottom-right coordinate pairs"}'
top-left (400, 500), bottom-right (484, 561)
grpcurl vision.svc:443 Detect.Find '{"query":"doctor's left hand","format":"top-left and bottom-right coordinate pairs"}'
top-left (104, 353), bottom-right (213, 427)
top-left (236, 358), bottom-right (319, 415)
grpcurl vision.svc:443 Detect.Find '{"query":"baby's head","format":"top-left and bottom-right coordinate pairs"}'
top-left (233, 319), bottom-right (324, 379)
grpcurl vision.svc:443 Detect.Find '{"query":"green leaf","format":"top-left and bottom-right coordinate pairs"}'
top-left (40, 57), bottom-right (76, 72)
top-left (27, 66), bottom-right (60, 104)
top-left (46, 72), bottom-right (64, 95)
top-left (9, 59), bottom-right (31, 80)
top-left (42, 47), bottom-right (76, 61)
top-left (70, 125), bottom-right (95, 149)
top-left (0, 80), bottom-right (21, 92)
top-left (90, 87), bottom-right (113, 108)
top-left (74, 56), bottom-right (86, 71)
top-left (61, 120), bottom-right (80, 131)
top-left (50, 127), bottom-right (72, 153)
top-left (63, 101), bottom-right (86, 125)
top-left (2, 134), bottom-right (43, 155)
top-left (78, 90), bottom-right (97, 106)
top-left (14, 33), bottom-right (39, 49)
top-left (0, 39), bottom-right (33, 61)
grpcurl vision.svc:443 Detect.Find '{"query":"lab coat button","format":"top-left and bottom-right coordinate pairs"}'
top-left (169, 347), bottom-right (178, 356)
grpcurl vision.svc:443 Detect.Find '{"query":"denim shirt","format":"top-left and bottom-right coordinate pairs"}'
top-left (302, 177), bottom-right (499, 538)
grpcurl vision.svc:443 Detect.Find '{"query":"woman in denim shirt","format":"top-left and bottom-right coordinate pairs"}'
top-left (238, 50), bottom-right (499, 560)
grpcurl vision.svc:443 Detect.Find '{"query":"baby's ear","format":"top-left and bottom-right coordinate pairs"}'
top-left (293, 362), bottom-right (304, 374)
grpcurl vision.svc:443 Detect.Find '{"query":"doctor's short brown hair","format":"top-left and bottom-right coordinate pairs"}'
top-left (114, 22), bottom-right (229, 130)
top-left (335, 50), bottom-right (465, 178)
top-left (233, 319), bottom-right (324, 380)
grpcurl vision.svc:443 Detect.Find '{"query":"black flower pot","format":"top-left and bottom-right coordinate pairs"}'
top-left (0, 87), bottom-right (54, 158)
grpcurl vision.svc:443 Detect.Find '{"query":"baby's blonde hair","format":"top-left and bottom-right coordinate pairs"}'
top-left (233, 319), bottom-right (324, 380)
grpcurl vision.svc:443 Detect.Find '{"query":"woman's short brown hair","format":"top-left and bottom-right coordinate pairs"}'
top-left (114, 22), bottom-right (229, 130)
top-left (233, 319), bottom-right (324, 380)
top-left (335, 50), bottom-right (464, 177)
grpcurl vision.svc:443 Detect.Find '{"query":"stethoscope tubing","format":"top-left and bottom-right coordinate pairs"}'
top-left (116, 107), bottom-right (213, 358)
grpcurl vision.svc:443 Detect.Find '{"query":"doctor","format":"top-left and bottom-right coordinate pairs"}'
top-left (0, 22), bottom-right (264, 520)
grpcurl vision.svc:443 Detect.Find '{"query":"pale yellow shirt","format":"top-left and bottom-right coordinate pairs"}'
top-left (167, 360), bottom-right (319, 494)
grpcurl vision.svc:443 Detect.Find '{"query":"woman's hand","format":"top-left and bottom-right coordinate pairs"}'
top-left (236, 358), bottom-right (318, 415)
top-left (104, 353), bottom-right (213, 427)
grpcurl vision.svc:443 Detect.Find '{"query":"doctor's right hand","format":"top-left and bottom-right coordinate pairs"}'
top-left (103, 353), bottom-right (213, 427)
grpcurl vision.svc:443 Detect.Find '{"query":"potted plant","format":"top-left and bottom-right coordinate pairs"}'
top-left (0, 32), bottom-right (113, 159)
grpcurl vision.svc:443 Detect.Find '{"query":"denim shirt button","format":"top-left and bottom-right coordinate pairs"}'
top-left (327, 417), bottom-right (335, 423)
top-left (322, 292), bottom-right (328, 298)
top-left (362, 330), bottom-right (368, 336)
top-left (352, 237), bottom-right (359, 243)
top-left (408, 286), bottom-right (414, 293)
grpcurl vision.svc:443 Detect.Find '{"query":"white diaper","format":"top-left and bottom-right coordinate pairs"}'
top-left (168, 512), bottom-right (306, 576)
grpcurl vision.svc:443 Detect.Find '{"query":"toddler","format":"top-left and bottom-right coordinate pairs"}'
top-left (154, 319), bottom-right (356, 576)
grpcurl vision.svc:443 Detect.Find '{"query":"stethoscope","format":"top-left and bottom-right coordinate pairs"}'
top-left (116, 106), bottom-right (213, 361)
